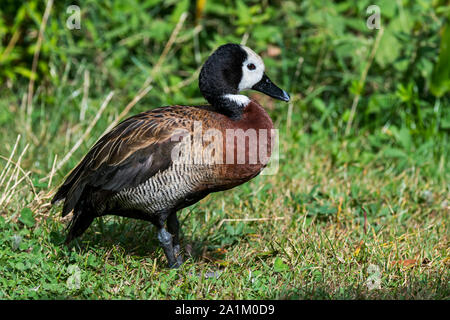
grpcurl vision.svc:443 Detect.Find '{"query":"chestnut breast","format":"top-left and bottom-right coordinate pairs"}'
top-left (208, 99), bottom-right (275, 189)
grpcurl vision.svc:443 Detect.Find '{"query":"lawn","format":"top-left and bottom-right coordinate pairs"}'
top-left (0, 0), bottom-right (448, 299)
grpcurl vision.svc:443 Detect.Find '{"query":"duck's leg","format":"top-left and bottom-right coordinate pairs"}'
top-left (157, 227), bottom-right (179, 268)
top-left (167, 212), bottom-right (183, 266)
top-left (155, 210), bottom-right (181, 268)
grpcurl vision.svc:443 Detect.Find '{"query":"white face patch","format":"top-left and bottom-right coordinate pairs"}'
top-left (238, 46), bottom-right (265, 91)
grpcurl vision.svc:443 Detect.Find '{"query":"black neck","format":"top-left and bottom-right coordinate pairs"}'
top-left (204, 94), bottom-right (246, 120)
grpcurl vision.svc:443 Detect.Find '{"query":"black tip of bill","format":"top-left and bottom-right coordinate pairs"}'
top-left (252, 73), bottom-right (290, 102)
top-left (280, 90), bottom-right (290, 102)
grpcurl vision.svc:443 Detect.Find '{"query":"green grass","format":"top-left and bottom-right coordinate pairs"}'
top-left (0, 0), bottom-right (449, 299)
top-left (0, 124), bottom-right (448, 299)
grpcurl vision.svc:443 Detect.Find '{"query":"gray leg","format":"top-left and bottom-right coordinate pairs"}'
top-left (157, 228), bottom-right (181, 268)
top-left (167, 213), bottom-right (183, 266)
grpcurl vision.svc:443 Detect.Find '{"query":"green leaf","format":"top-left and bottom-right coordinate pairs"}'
top-left (19, 208), bottom-right (35, 228)
top-left (14, 66), bottom-right (37, 80)
top-left (431, 19), bottom-right (450, 97)
top-left (375, 27), bottom-right (401, 68)
top-left (170, 0), bottom-right (189, 23)
top-left (32, 179), bottom-right (47, 188)
top-left (273, 257), bottom-right (289, 272)
top-left (383, 148), bottom-right (408, 159)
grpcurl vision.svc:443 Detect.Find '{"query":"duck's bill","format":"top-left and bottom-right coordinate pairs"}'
top-left (252, 74), bottom-right (290, 102)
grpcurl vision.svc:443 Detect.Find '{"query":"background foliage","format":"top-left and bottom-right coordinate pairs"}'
top-left (0, 0), bottom-right (448, 299)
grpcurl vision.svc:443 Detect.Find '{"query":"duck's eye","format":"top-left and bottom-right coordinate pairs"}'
top-left (247, 63), bottom-right (256, 71)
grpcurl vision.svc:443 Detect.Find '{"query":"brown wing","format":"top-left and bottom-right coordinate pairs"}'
top-left (52, 107), bottom-right (191, 217)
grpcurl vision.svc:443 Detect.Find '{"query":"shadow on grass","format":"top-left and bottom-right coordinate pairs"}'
top-left (50, 215), bottom-right (214, 266)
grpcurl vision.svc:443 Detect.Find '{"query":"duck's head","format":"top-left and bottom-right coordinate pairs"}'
top-left (199, 43), bottom-right (290, 118)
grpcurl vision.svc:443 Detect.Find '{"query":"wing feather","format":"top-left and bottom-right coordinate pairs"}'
top-left (52, 108), bottom-right (189, 217)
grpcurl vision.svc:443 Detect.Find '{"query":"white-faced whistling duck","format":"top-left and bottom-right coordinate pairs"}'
top-left (52, 43), bottom-right (290, 268)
